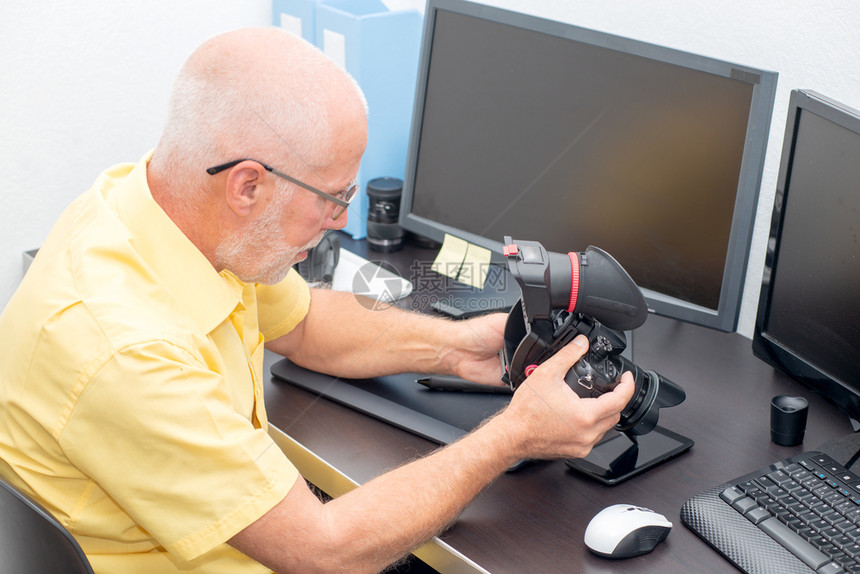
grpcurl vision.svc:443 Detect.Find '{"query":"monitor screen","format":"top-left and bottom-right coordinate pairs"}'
top-left (753, 89), bottom-right (860, 423)
top-left (399, 0), bottom-right (777, 331)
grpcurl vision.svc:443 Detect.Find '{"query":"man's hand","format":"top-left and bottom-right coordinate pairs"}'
top-left (441, 313), bottom-right (507, 385)
top-left (499, 334), bottom-right (636, 461)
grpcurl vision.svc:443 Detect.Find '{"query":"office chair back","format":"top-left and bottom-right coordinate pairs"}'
top-left (0, 475), bottom-right (94, 574)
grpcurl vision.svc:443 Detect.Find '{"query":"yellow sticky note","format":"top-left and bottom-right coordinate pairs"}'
top-left (431, 234), bottom-right (493, 289)
top-left (458, 243), bottom-right (492, 289)
top-left (432, 233), bottom-right (469, 279)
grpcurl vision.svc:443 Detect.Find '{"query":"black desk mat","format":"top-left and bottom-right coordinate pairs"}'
top-left (271, 359), bottom-right (510, 444)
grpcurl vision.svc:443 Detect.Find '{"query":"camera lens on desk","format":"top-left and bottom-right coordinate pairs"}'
top-left (366, 177), bottom-right (404, 252)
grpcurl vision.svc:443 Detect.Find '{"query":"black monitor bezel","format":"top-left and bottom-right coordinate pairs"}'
top-left (398, 0), bottom-right (777, 332)
top-left (752, 89), bottom-right (860, 424)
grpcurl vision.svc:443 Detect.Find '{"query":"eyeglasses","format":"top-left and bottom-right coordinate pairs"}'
top-left (206, 159), bottom-right (357, 220)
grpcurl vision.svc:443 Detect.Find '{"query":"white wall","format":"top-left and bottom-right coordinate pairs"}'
top-left (0, 0), bottom-right (272, 309)
top-left (3, 0), bottom-right (859, 337)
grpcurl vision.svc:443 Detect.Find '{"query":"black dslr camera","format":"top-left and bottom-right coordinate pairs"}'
top-left (500, 237), bottom-right (685, 437)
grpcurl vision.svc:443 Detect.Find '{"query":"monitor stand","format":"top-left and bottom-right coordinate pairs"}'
top-left (817, 428), bottom-right (860, 473)
top-left (565, 426), bottom-right (694, 485)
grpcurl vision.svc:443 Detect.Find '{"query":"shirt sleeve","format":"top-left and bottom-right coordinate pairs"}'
top-left (255, 268), bottom-right (310, 341)
top-left (60, 339), bottom-right (300, 562)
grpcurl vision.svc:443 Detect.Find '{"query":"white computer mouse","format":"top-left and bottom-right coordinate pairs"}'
top-left (584, 504), bottom-right (672, 559)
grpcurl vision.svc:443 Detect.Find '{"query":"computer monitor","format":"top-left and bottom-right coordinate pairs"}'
top-left (398, 0), bottom-right (777, 332)
top-left (752, 89), bottom-right (860, 425)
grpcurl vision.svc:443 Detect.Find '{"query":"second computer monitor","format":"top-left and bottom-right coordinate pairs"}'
top-left (753, 89), bottom-right (860, 424)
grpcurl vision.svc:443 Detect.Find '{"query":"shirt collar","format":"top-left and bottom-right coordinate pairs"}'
top-left (113, 151), bottom-right (245, 334)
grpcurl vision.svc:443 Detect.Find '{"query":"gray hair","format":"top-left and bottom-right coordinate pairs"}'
top-left (154, 69), bottom-right (329, 192)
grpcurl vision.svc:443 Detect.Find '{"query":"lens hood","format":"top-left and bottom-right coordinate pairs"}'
top-left (617, 369), bottom-right (686, 436)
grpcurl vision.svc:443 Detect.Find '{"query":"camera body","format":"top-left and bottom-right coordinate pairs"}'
top-left (500, 237), bottom-right (685, 436)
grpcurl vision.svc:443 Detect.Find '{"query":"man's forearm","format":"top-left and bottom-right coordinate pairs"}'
top-left (319, 412), bottom-right (520, 571)
top-left (231, 408), bottom-right (523, 574)
top-left (267, 289), bottom-right (496, 380)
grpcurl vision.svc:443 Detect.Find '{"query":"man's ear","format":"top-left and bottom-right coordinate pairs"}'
top-left (224, 161), bottom-right (269, 217)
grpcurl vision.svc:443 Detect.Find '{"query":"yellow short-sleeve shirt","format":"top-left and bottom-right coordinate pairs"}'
top-left (0, 152), bottom-right (310, 573)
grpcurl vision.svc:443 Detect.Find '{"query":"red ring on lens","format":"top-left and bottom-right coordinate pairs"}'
top-left (568, 252), bottom-right (579, 312)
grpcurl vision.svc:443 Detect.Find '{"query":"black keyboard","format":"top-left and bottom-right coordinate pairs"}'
top-left (682, 451), bottom-right (860, 574)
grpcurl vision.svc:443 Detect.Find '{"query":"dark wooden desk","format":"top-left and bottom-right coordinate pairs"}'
top-left (263, 237), bottom-right (854, 573)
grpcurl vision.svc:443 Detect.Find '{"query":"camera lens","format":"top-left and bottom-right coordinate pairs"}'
top-left (366, 177), bottom-right (404, 252)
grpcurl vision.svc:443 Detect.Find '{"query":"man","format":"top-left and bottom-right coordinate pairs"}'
top-left (0, 28), bottom-right (634, 573)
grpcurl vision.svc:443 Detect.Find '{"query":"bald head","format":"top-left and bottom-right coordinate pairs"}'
top-left (150, 27), bottom-right (367, 192)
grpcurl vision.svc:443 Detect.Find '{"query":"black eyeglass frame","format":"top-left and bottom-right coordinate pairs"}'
top-left (206, 159), bottom-right (356, 220)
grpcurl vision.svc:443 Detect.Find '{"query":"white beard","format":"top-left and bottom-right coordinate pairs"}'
top-left (214, 198), bottom-right (326, 285)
